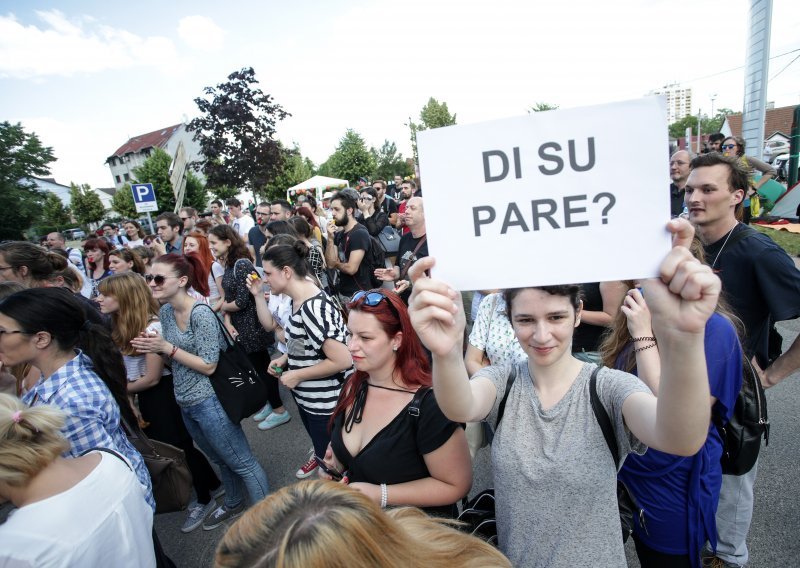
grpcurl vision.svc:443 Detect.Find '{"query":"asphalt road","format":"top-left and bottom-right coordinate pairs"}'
top-left (156, 316), bottom-right (800, 568)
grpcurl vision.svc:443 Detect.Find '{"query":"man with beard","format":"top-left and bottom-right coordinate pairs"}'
top-left (248, 202), bottom-right (271, 268)
top-left (395, 180), bottom-right (417, 235)
top-left (324, 191), bottom-right (372, 304)
top-left (372, 179), bottom-right (398, 227)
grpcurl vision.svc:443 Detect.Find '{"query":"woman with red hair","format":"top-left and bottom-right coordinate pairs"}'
top-left (183, 231), bottom-right (224, 309)
top-left (322, 289), bottom-right (472, 517)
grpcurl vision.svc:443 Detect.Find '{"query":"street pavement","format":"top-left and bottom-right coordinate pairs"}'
top-left (157, 316), bottom-right (800, 568)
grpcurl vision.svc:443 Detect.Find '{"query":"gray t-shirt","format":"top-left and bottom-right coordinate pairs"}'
top-left (159, 303), bottom-right (224, 406)
top-left (476, 361), bottom-right (649, 567)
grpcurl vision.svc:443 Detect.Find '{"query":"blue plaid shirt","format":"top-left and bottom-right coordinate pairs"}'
top-left (22, 351), bottom-right (155, 510)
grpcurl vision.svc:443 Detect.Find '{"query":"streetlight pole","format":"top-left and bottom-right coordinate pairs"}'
top-left (711, 93), bottom-right (717, 119)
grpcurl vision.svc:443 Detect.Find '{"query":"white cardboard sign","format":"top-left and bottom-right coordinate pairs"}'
top-left (416, 96), bottom-right (672, 290)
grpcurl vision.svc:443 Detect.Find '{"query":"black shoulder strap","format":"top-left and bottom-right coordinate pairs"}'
top-left (408, 386), bottom-right (432, 417)
top-left (495, 364), bottom-right (519, 429)
top-left (589, 367), bottom-right (620, 467)
top-left (81, 447), bottom-right (133, 471)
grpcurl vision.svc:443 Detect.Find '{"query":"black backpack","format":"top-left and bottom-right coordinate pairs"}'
top-left (713, 355), bottom-right (769, 475)
top-left (365, 233), bottom-right (386, 287)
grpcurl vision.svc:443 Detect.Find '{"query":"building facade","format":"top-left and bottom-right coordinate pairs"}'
top-left (649, 83), bottom-right (693, 124)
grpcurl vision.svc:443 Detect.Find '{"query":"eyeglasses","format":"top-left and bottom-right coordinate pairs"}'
top-left (144, 274), bottom-right (177, 286)
top-left (722, 144), bottom-right (736, 150)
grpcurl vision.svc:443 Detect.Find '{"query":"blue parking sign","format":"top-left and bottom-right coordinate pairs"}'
top-left (131, 183), bottom-right (158, 213)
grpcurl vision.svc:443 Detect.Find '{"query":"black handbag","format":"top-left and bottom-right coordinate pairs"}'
top-left (121, 417), bottom-right (193, 514)
top-left (196, 304), bottom-right (269, 423)
top-left (378, 225), bottom-right (402, 255)
top-left (589, 369), bottom-right (648, 543)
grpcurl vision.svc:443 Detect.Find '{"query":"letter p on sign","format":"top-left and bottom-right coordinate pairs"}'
top-left (131, 183), bottom-right (158, 213)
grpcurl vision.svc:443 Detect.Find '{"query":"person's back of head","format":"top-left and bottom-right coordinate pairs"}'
top-left (0, 241), bottom-right (68, 287)
top-left (0, 393), bottom-right (69, 490)
top-left (214, 480), bottom-right (510, 568)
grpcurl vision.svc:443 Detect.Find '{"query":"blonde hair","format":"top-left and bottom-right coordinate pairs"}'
top-left (215, 480), bottom-right (510, 568)
top-left (97, 273), bottom-right (159, 355)
top-left (0, 394), bottom-right (69, 487)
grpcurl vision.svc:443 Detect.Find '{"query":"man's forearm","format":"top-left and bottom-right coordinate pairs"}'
top-left (764, 333), bottom-right (800, 387)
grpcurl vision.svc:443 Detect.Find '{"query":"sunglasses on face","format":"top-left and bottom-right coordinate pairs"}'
top-left (722, 144), bottom-right (736, 150)
top-left (144, 274), bottom-right (175, 286)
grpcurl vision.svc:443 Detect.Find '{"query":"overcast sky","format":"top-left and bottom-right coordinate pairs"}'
top-left (2, 0), bottom-right (799, 190)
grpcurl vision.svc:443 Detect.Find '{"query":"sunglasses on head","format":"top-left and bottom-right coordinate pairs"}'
top-left (350, 290), bottom-right (401, 318)
top-left (144, 274), bottom-right (174, 286)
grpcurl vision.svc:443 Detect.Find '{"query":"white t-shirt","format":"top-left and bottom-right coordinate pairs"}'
top-left (268, 293), bottom-right (293, 353)
top-left (0, 451), bottom-right (156, 568)
top-left (122, 321), bottom-right (170, 381)
top-left (125, 238), bottom-right (144, 248)
top-left (231, 214), bottom-right (255, 238)
top-left (208, 261), bottom-right (225, 301)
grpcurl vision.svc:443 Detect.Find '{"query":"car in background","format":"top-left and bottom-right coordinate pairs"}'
top-left (64, 228), bottom-right (86, 240)
top-left (763, 140), bottom-right (790, 163)
top-left (774, 153), bottom-right (799, 184)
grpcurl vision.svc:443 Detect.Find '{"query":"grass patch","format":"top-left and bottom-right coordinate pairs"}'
top-left (753, 225), bottom-right (800, 256)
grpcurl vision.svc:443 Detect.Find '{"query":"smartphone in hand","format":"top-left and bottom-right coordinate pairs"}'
top-left (314, 455), bottom-right (343, 481)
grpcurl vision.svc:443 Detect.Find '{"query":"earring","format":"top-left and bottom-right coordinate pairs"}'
top-left (392, 346), bottom-right (398, 352)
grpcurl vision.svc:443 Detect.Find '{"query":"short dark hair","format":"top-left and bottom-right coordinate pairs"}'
top-left (331, 191), bottom-right (357, 214)
top-left (155, 212), bottom-right (182, 230)
top-left (101, 222), bottom-right (116, 230)
top-left (401, 180), bottom-right (417, 190)
top-left (708, 133), bottom-right (726, 144)
top-left (359, 187), bottom-right (378, 200)
top-left (690, 153), bottom-right (750, 194)
top-left (271, 199), bottom-right (292, 212)
top-left (211, 199), bottom-right (223, 207)
top-left (226, 198), bottom-right (241, 208)
top-left (372, 179), bottom-right (387, 190)
top-left (180, 207), bottom-right (197, 217)
top-left (257, 201), bottom-right (271, 208)
top-left (504, 285), bottom-right (583, 323)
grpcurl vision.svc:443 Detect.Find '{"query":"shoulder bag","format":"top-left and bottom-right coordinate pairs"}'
top-left (195, 303), bottom-right (270, 424)
top-left (121, 416), bottom-right (193, 514)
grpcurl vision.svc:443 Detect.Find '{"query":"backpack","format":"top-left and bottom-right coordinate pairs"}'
top-left (364, 233), bottom-right (386, 287)
top-left (713, 355), bottom-right (769, 475)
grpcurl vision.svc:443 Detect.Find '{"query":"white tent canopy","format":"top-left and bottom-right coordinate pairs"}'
top-left (286, 175), bottom-right (348, 203)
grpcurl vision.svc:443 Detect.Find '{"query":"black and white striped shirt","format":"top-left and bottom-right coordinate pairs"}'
top-left (287, 292), bottom-right (350, 415)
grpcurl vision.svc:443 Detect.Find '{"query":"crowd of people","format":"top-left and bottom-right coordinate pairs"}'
top-left (1, 155), bottom-right (799, 568)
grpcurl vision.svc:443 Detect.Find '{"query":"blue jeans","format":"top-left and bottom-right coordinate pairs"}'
top-left (181, 395), bottom-right (269, 509)
top-left (294, 401), bottom-right (332, 459)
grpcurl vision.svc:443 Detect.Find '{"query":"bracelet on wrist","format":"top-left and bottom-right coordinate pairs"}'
top-left (631, 336), bottom-right (656, 343)
top-left (168, 344), bottom-right (179, 359)
top-left (633, 342), bottom-right (657, 353)
top-left (380, 483), bottom-right (388, 509)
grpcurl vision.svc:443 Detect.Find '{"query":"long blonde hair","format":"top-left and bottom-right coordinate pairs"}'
top-left (215, 480), bottom-right (511, 568)
top-left (0, 394), bottom-right (69, 487)
top-left (98, 273), bottom-right (159, 355)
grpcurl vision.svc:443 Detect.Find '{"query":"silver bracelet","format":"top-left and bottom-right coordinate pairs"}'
top-left (380, 483), bottom-right (388, 509)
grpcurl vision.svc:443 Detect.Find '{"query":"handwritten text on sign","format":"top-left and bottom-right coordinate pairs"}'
top-left (416, 97), bottom-right (671, 290)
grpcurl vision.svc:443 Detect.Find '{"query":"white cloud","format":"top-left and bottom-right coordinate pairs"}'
top-left (0, 10), bottom-right (180, 79)
top-left (177, 15), bottom-right (226, 52)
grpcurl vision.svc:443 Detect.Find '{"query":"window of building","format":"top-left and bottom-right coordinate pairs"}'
top-left (123, 173), bottom-right (130, 181)
top-left (115, 175), bottom-right (122, 183)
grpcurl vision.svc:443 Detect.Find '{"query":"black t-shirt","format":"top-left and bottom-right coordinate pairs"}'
top-left (334, 225), bottom-right (372, 295)
top-left (330, 387), bottom-right (459, 516)
top-left (248, 226), bottom-right (267, 268)
top-left (704, 223), bottom-right (800, 367)
top-left (396, 232), bottom-right (428, 303)
top-left (378, 196), bottom-right (399, 217)
top-left (572, 282), bottom-right (605, 352)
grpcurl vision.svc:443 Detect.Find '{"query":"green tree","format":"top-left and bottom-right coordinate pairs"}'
top-left (528, 102), bottom-right (559, 113)
top-left (0, 121), bottom-right (56, 240)
top-left (42, 193), bottom-right (71, 229)
top-left (111, 185), bottom-right (137, 219)
top-left (126, 147), bottom-right (207, 214)
top-left (407, 97), bottom-right (457, 164)
top-left (187, 67), bottom-right (290, 198)
top-left (371, 140), bottom-right (413, 181)
top-left (184, 171), bottom-right (207, 211)
top-left (69, 183), bottom-right (106, 226)
top-left (264, 144), bottom-right (314, 201)
top-left (668, 108), bottom-right (735, 139)
top-left (325, 130), bottom-right (376, 185)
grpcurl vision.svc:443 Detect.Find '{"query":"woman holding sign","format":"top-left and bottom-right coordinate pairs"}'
top-left (407, 218), bottom-right (719, 567)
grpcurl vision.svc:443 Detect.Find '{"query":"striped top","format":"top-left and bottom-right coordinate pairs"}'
top-left (287, 292), bottom-right (350, 415)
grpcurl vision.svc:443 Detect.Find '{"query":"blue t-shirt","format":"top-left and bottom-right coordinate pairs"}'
top-left (617, 313), bottom-right (742, 564)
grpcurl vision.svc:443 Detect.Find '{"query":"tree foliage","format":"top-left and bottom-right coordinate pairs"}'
top-left (407, 97), bottom-right (457, 164)
top-left (263, 144), bottom-right (315, 201)
top-left (371, 140), bottom-right (413, 181)
top-left (325, 130), bottom-right (376, 185)
top-left (528, 102), bottom-right (559, 113)
top-left (668, 108), bottom-right (734, 139)
top-left (42, 193), bottom-right (71, 228)
top-left (0, 121), bottom-right (55, 240)
top-left (69, 183), bottom-right (106, 226)
top-left (187, 67), bottom-right (290, 196)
